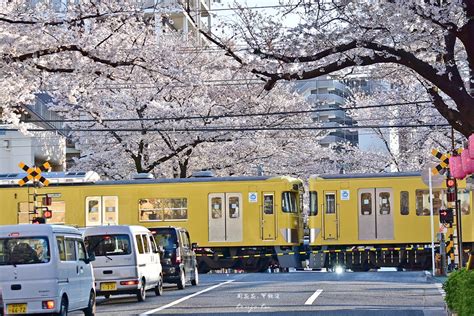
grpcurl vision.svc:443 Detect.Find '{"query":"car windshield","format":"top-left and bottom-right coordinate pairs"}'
top-left (85, 234), bottom-right (131, 257)
top-left (153, 229), bottom-right (177, 250)
top-left (0, 236), bottom-right (50, 265)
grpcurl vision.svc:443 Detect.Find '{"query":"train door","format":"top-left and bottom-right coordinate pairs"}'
top-left (85, 196), bottom-right (119, 226)
top-left (358, 188), bottom-right (394, 240)
top-left (323, 191), bottom-right (338, 240)
top-left (358, 189), bottom-right (376, 240)
top-left (375, 189), bottom-right (394, 240)
top-left (261, 192), bottom-right (276, 240)
top-left (208, 193), bottom-right (243, 242)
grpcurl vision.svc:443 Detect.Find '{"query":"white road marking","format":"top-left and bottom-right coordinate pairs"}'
top-left (304, 289), bottom-right (323, 305)
top-left (140, 280), bottom-right (235, 315)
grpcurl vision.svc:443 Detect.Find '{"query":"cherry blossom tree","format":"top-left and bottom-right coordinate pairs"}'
top-left (204, 0), bottom-right (474, 138)
top-left (347, 77), bottom-right (454, 172)
top-left (42, 30), bottom-right (329, 179)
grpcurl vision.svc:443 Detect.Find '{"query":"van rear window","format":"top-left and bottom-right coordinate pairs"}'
top-left (85, 234), bottom-right (131, 257)
top-left (151, 229), bottom-right (177, 250)
top-left (0, 237), bottom-right (50, 265)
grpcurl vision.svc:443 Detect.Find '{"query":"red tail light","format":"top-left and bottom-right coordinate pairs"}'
top-left (42, 300), bottom-right (55, 309)
top-left (172, 248), bottom-right (181, 264)
top-left (120, 280), bottom-right (139, 286)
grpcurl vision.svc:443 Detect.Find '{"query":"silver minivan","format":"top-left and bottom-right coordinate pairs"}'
top-left (83, 225), bottom-right (163, 302)
top-left (0, 224), bottom-right (96, 315)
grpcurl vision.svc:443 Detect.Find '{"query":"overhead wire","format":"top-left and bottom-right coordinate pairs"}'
top-left (22, 100), bottom-right (436, 124)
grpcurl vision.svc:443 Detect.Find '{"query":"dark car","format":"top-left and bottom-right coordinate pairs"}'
top-left (149, 227), bottom-right (198, 289)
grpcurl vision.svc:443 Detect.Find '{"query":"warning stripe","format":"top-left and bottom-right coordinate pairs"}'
top-left (194, 246), bottom-right (471, 259)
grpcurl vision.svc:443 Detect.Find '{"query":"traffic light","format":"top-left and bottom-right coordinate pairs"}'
top-left (32, 217), bottom-right (46, 224)
top-left (439, 208), bottom-right (454, 224)
top-left (446, 177), bottom-right (456, 202)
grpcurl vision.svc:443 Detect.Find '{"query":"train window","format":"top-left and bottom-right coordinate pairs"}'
top-left (325, 194), bottom-right (335, 214)
top-left (263, 194), bottom-right (274, 214)
top-left (18, 201), bottom-right (66, 224)
top-left (138, 198), bottom-right (188, 221)
top-left (282, 192), bottom-right (297, 213)
top-left (211, 197), bottom-right (223, 219)
top-left (229, 197), bottom-right (240, 218)
top-left (309, 191), bottom-right (318, 216)
top-left (400, 191), bottom-right (409, 215)
top-left (415, 190), bottom-right (443, 216)
top-left (379, 192), bottom-right (391, 215)
top-left (360, 193), bottom-right (372, 215)
top-left (459, 189), bottom-right (471, 215)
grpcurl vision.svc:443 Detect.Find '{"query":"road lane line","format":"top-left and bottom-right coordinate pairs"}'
top-left (140, 280), bottom-right (235, 315)
top-left (304, 289), bottom-right (323, 305)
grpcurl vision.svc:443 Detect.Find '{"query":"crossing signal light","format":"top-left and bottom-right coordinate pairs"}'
top-left (446, 177), bottom-right (456, 202)
top-left (42, 196), bottom-right (52, 206)
top-left (439, 208), bottom-right (454, 224)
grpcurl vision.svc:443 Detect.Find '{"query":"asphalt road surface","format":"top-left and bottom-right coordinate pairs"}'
top-left (73, 271), bottom-right (447, 316)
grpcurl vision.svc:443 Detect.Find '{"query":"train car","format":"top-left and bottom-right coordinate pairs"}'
top-left (0, 171), bottom-right (304, 272)
top-left (307, 172), bottom-right (473, 271)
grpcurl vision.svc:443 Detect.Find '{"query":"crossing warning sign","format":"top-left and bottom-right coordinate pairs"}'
top-left (431, 149), bottom-right (450, 175)
top-left (18, 162), bottom-right (51, 186)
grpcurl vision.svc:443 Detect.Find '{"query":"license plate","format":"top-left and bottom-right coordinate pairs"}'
top-left (7, 303), bottom-right (27, 314)
top-left (100, 282), bottom-right (117, 291)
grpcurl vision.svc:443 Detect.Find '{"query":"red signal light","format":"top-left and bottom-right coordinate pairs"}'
top-left (446, 179), bottom-right (456, 187)
top-left (43, 210), bottom-right (52, 219)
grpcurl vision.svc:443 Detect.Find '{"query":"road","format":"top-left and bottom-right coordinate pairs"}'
top-left (75, 271), bottom-right (447, 315)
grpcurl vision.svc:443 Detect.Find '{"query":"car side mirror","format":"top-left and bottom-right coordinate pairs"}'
top-left (83, 253), bottom-right (95, 264)
top-left (87, 251), bottom-right (95, 261)
top-left (191, 243), bottom-right (198, 249)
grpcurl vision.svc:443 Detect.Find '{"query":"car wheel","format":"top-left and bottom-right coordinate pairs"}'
top-left (155, 275), bottom-right (163, 296)
top-left (177, 269), bottom-right (186, 290)
top-left (191, 266), bottom-right (199, 286)
top-left (54, 296), bottom-right (68, 316)
top-left (137, 279), bottom-right (146, 302)
top-left (83, 291), bottom-right (96, 316)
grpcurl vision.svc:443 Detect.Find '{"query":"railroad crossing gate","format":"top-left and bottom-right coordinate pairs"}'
top-left (18, 162), bottom-right (51, 186)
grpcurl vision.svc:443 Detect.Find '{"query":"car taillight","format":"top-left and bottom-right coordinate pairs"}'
top-left (172, 248), bottom-right (181, 264)
top-left (120, 280), bottom-right (139, 286)
top-left (42, 300), bottom-right (55, 310)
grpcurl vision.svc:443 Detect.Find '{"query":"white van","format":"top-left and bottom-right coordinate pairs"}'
top-left (0, 224), bottom-right (96, 315)
top-left (83, 225), bottom-right (163, 302)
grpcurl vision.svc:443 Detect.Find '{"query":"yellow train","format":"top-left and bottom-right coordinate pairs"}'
top-left (1, 170), bottom-right (472, 271)
top-left (0, 171), bottom-right (304, 272)
top-left (307, 172), bottom-right (474, 271)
